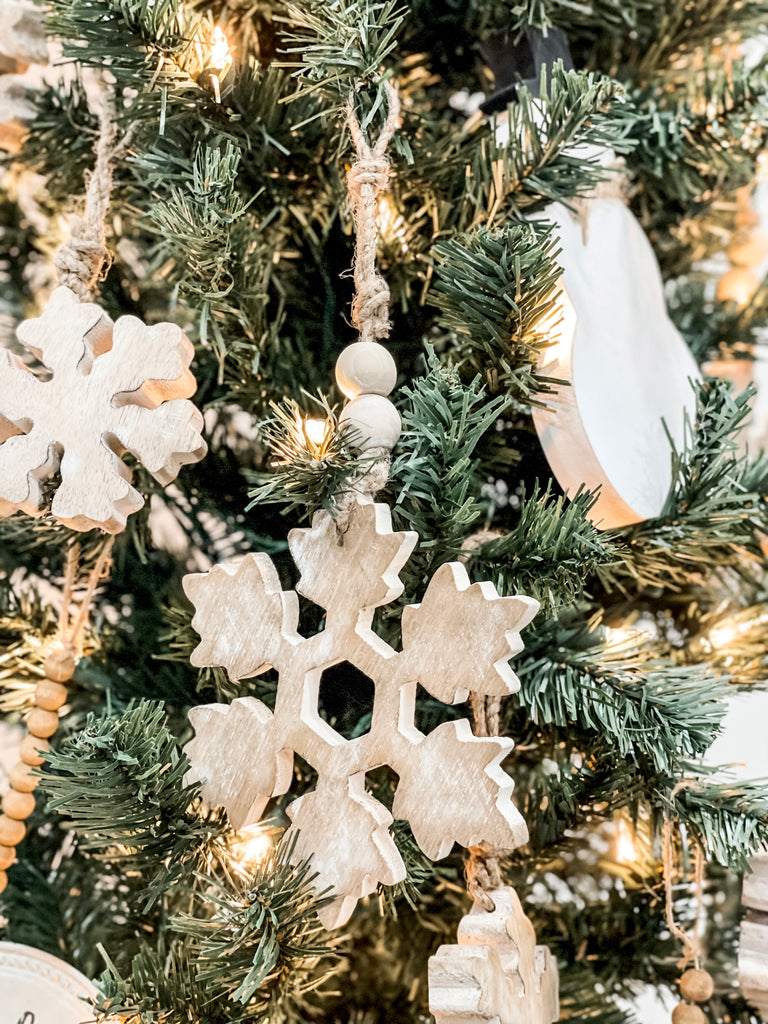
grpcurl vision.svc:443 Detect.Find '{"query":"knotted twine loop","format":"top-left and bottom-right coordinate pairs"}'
top-left (54, 105), bottom-right (134, 302)
top-left (663, 780), bottom-right (706, 971)
top-left (332, 82), bottom-right (401, 534)
top-left (346, 80), bottom-right (400, 345)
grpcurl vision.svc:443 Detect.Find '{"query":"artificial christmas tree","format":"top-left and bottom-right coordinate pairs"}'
top-left (1, 1), bottom-right (768, 1022)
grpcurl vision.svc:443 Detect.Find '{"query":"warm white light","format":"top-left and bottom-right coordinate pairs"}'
top-left (211, 25), bottom-right (232, 68)
top-left (615, 817), bottom-right (637, 864)
top-left (303, 417), bottom-right (328, 447)
top-left (376, 195), bottom-right (408, 254)
top-left (229, 826), bottom-right (273, 872)
top-left (295, 414), bottom-right (332, 457)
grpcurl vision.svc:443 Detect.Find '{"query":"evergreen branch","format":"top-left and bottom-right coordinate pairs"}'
top-left (389, 353), bottom-right (507, 589)
top-left (512, 621), bottom-right (729, 776)
top-left (40, 701), bottom-right (226, 892)
top-left (431, 221), bottom-right (564, 407)
top-left (672, 779), bottom-right (768, 872)
top-left (245, 394), bottom-right (375, 519)
top-left (601, 379), bottom-right (767, 590)
top-left (466, 484), bottom-right (615, 616)
top-left (279, 0), bottom-right (406, 128)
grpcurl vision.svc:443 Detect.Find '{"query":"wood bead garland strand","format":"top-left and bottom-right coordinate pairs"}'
top-left (0, 540), bottom-right (113, 892)
top-left (339, 82), bottom-right (402, 456)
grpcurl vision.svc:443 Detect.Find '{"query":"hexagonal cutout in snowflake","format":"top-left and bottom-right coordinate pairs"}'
top-left (184, 498), bottom-right (539, 928)
top-left (316, 662), bottom-right (376, 741)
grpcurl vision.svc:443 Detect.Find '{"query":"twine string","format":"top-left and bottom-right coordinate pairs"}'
top-left (345, 80), bottom-right (400, 345)
top-left (54, 105), bottom-right (134, 302)
top-left (334, 82), bottom-right (400, 529)
top-left (663, 781), bottom-right (704, 971)
top-left (57, 537), bottom-right (115, 653)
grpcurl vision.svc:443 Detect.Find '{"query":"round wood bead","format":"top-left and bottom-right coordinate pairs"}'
top-left (717, 267), bottom-right (760, 307)
top-left (43, 646), bottom-right (76, 683)
top-left (0, 870), bottom-right (7, 895)
top-left (679, 969), bottom-right (714, 1003)
top-left (340, 394), bottom-right (401, 450)
top-left (0, 814), bottom-right (25, 847)
top-left (20, 734), bottom-right (49, 766)
top-left (9, 761), bottom-right (38, 793)
top-left (35, 679), bottom-right (68, 711)
top-left (27, 707), bottom-right (60, 738)
top-left (727, 231), bottom-right (768, 269)
top-left (2, 789), bottom-right (35, 821)
top-left (671, 1002), bottom-right (706, 1024)
top-left (0, 845), bottom-right (15, 870)
top-left (336, 342), bottom-right (397, 399)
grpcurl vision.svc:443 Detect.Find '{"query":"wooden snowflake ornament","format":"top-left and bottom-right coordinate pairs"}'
top-left (184, 498), bottom-right (538, 928)
top-left (0, 286), bottom-right (207, 532)
top-left (429, 886), bottom-right (559, 1024)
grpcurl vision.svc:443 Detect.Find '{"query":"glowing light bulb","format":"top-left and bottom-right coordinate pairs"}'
top-left (229, 826), bottom-right (273, 872)
top-left (294, 414), bottom-right (332, 458)
top-left (211, 25), bottom-right (232, 68)
top-left (614, 816), bottom-right (637, 864)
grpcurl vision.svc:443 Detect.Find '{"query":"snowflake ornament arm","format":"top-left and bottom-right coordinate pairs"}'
top-left (184, 497), bottom-right (538, 928)
top-left (0, 286), bottom-right (207, 532)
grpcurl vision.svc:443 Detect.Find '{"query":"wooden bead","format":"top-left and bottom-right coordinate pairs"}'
top-left (336, 342), bottom-right (397, 399)
top-left (0, 845), bottom-right (15, 870)
top-left (0, 814), bottom-right (25, 846)
top-left (727, 231), bottom-right (768, 269)
top-left (43, 646), bottom-right (76, 683)
top-left (717, 267), bottom-right (760, 307)
top-left (671, 1002), bottom-right (706, 1024)
top-left (340, 394), bottom-right (401, 450)
top-left (0, 870), bottom-right (7, 895)
top-left (9, 761), bottom-right (38, 793)
top-left (35, 679), bottom-right (68, 711)
top-left (679, 969), bottom-right (714, 1003)
top-left (20, 734), bottom-right (48, 765)
top-left (2, 789), bottom-right (35, 821)
top-left (27, 707), bottom-right (60, 738)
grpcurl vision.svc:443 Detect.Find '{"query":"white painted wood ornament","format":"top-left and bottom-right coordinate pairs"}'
top-left (531, 191), bottom-right (700, 530)
top-left (0, 285), bottom-right (207, 532)
top-left (429, 886), bottom-right (559, 1024)
top-left (184, 497), bottom-right (538, 928)
top-left (0, 941), bottom-right (97, 1023)
top-left (740, 853), bottom-right (768, 1020)
top-left (0, 0), bottom-right (47, 153)
top-left (496, 114), bottom-right (700, 529)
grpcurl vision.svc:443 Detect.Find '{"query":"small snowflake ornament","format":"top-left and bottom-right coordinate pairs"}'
top-left (429, 887), bottom-right (559, 1024)
top-left (0, 286), bottom-right (207, 532)
top-left (184, 497), bottom-right (538, 928)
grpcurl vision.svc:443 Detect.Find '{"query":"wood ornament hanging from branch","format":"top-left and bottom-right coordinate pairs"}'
top-left (184, 497), bottom-right (538, 928)
top-left (493, 104), bottom-right (700, 528)
top-left (0, 110), bottom-right (206, 533)
top-left (429, 886), bottom-right (559, 1024)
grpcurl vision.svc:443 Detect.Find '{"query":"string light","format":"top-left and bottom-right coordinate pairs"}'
top-left (614, 815), bottom-right (638, 865)
top-left (376, 195), bottom-right (409, 254)
top-left (196, 24), bottom-right (233, 104)
top-left (295, 413), bottom-right (333, 459)
top-left (228, 825), bottom-right (274, 874)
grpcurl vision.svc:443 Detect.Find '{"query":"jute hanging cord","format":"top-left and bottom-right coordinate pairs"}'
top-left (333, 81), bottom-right (402, 523)
top-left (54, 105), bottom-right (134, 302)
top-left (0, 537), bottom-right (114, 893)
top-left (346, 80), bottom-right (400, 345)
top-left (663, 782), bottom-right (705, 971)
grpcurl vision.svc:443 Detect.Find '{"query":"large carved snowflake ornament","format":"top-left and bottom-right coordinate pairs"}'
top-left (0, 286), bottom-right (207, 532)
top-left (184, 498), bottom-right (538, 928)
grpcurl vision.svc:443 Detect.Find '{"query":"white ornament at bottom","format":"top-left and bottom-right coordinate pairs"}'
top-left (740, 853), bottom-right (768, 1020)
top-left (429, 886), bottom-right (559, 1024)
top-left (0, 941), bottom-right (97, 1022)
